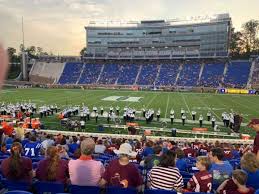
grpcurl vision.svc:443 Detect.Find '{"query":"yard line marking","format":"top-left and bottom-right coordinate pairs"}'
top-left (180, 93), bottom-right (192, 117)
top-left (146, 93), bottom-right (159, 108)
top-left (165, 94), bottom-right (170, 118)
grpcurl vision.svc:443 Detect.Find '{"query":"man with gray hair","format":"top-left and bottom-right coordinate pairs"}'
top-left (69, 138), bottom-right (105, 186)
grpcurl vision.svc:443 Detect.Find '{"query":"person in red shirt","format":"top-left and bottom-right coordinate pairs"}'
top-left (1, 142), bottom-right (32, 182)
top-left (36, 146), bottom-right (69, 184)
top-left (183, 143), bottom-right (196, 158)
top-left (187, 156), bottom-right (213, 193)
top-left (248, 119), bottom-right (259, 160)
top-left (217, 169), bottom-right (255, 194)
top-left (99, 143), bottom-right (143, 190)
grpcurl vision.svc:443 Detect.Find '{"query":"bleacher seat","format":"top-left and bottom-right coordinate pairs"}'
top-left (117, 64), bottom-right (139, 85)
top-left (156, 64), bottom-right (180, 86)
top-left (98, 64), bottom-right (120, 84)
top-left (177, 64), bottom-right (201, 87)
top-left (137, 64), bottom-right (158, 85)
top-left (1, 179), bottom-right (31, 191)
top-left (106, 187), bottom-right (138, 194)
top-left (199, 63), bottom-right (225, 87)
top-left (34, 181), bottom-right (65, 194)
top-left (69, 185), bottom-right (100, 194)
top-left (58, 62), bottom-right (83, 84)
top-left (224, 61), bottom-right (251, 88)
top-left (78, 64), bottom-right (103, 84)
top-left (144, 189), bottom-right (177, 194)
top-left (5, 191), bottom-right (33, 194)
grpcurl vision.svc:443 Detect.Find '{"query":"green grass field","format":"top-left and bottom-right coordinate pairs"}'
top-left (1, 88), bottom-right (258, 138)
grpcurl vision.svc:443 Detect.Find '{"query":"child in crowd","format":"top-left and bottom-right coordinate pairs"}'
top-left (187, 156), bottom-right (213, 193)
top-left (217, 169), bottom-right (255, 194)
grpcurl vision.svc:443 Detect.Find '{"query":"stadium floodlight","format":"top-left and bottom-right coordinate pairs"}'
top-left (165, 46), bottom-right (168, 49)
top-left (138, 47), bottom-right (142, 49)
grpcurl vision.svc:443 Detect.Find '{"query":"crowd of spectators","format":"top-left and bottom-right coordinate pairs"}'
top-left (0, 129), bottom-right (259, 193)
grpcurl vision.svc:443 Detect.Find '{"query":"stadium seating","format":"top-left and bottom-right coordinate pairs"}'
top-left (117, 64), bottom-right (139, 85)
top-left (177, 64), bottom-right (201, 87)
top-left (78, 64), bottom-right (103, 84)
top-left (34, 181), bottom-right (65, 194)
top-left (199, 63), bottom-right (225, 87)
top-left (137, 64), bottom-right (159, 85)
top-left (5, 191), bottom-right (33, 194)
top-left (69, 185), bottom-right (100, 194)
top-left (156, 64), bottom-right (180, 86)
top-left (251, 60), bottom-right (259, 86)
top-left (58, 62), bottom-right (83, 84)
top-left (224, 61), bottom-right (251, 88)
top-left (98, 64), bottom-right (120, 84)
top-left (30, 62), bottom-right (65, 84)
top-left (145, 189), bottom-right (177, 194)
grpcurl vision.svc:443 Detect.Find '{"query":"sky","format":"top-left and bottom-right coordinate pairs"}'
top-left (0, 0), bottom-right (258, 56)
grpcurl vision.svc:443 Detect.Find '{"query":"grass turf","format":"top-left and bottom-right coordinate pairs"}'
top-left (0, 88), bottom-right (258, 138)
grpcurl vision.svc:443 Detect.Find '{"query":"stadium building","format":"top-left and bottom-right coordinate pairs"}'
top-left (85, 13), bottom-right (231, 59)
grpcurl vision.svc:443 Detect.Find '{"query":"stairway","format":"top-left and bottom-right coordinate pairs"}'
top-left (246, 60), bottom-right (255, 88)
top-left (134, 65), bottom-right (142, 85)
top-left (76, 64), bottom-right (85, 84)
top-left (96, 64), bottom-right (104, 84)
top-left (174, 63), bottom-right (183, 86)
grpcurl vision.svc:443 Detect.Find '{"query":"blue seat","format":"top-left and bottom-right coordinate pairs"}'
top-left (69, 185), bottom-right (100, 194)
top-left (180, 171), bottom-right (193, 179)
top-left (185, 193), bottom-right (213, 194)
top-left (106, 187), bottom-right (138, 194)
top-left (5, 191), bottom-right (33, 194)
top-left (255, 189), bottom-right (259, 194)
top-left (34, 181), bottom-right (65, 194)
top-left (145, 189), bottom-right (177, 194)
top-left (2, 179), bottom-right (31, 191)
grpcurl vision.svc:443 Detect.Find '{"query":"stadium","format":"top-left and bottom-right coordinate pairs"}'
top-left (1, 9), bottom-right (259, 194)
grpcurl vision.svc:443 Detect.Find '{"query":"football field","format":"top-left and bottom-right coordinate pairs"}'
top-left (1, 88), bottom-right (258, 137)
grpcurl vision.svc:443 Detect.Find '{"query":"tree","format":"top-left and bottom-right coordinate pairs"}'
top-left (229, 28), bottom-right (243, 57)
top-left (80, 47), bottom-right (86, 57)
top-left (241, 20), bottom-right (259, 54)
top-left (7, 47), bottom-right (16, 59)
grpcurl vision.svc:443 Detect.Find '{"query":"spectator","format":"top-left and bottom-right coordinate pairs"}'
top-left (41, 134), bottom-right (55, 150)
top-left (176, 149), bottom-right (188, 172)
top-left (69, 138), bottom-right (104, 186)
top-left (209, 147), bottom-right (233, 188)
top-left (24, 135), bottom-right (43, 158)
top-left (1, 142), bottom-right (32, 182)
top-left (241, 152), bottom-right (259, 189)
top-left (0, 143), bottom-right (8, 155)
top-left (99, 143), bottom-right (143, 190)
top-left (142, 145), bottom-right (162, 169)
top-left (217, 169), bottom-right (255, 194)
top-left (148, 150), bottom-right (183, 191)
top-left (187, 156), bottom-right (212, 193)
top-left (142, 141), bottom-right (154, 157)
top-left (183, 143), bottom-right (196, 157)
top-left (36, 146), bottom-right (69, 184)
top-left (68, 136), bottom-right (79, 154)
top-left (248, 119), bottom-right (259, 160)
top-left (95, 139), bottom-right (106, 154)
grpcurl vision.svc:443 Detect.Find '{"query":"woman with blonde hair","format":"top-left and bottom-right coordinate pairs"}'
top-left (36, 146), bottom-right (69, 184)
top-left (241, 152), bottom-right (259, 189)
top-left (1, 142), bottom-right (32, 182)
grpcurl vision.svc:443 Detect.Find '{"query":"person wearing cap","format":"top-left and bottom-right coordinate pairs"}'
top-left (99, 143), bottom-right (143, 190)
top-left (69, 138), bottom-right (105, 186)
top-left (248, 119), bottom-right (259, 160)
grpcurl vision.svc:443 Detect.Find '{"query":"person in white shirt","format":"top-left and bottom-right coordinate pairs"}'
top-left (94, 140), bottom-right (106, 154)
top-left (191, 110), bottom-right (196, 121)
top-left (199, 115), bottom-right (203, 127)
top-left (182, 114), bottom-right (186, 126)
top-left (170, 114), bottom-right (175, 124)
top-left (41, 135), bottom-right (55, 150)
top-left (207, 111), bottom-right (211, 121)
top-left (211, 116), bottom-right (216, 128)
top-left (181, 108), bottom-right (185, 117)
top-left (156, 109), bottom-right (161, 121)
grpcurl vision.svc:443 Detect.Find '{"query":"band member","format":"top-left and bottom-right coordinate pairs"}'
top-left (100, 106), bottom-right (104, 116)
top-left (170, 113), bottom-right (175, 124)
top-left (156, 109), bottom-right (161, 121)
top-left (207, 111), bottom-right (211, 121)
top-left (192, 110), bottom-right (196, 121)
top-left (199, 115), bottom-right (203, 127)
top-left (211, 116), bottom-right (216, 128)
top-left (116, 106), bottom-right (120, 115)
top-left (181, 108), bottom-right (185, 117)
top-left (182, 114), bottom-right (186, 126)
top-left (95, 112), bottom-right (98, 123)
